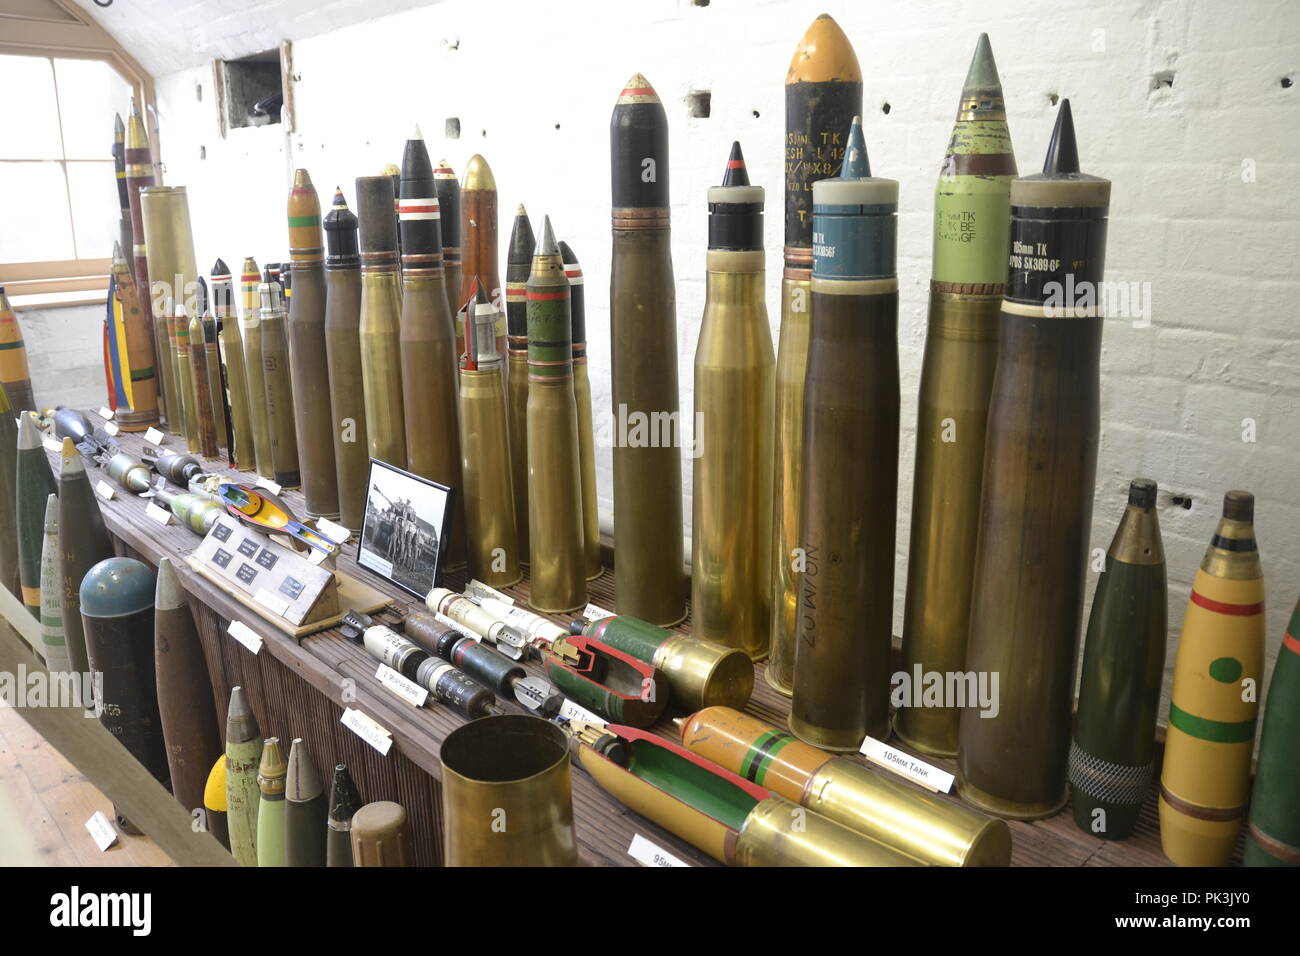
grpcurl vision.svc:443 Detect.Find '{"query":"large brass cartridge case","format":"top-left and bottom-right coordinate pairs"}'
top-left (733, 796), bottom-right (919, 867)
top-left (239, 260), bottom-right (274, 478)
top-left (559, 242), bottom-right (602, 580)
top-left (400, 276), bottom-right (466, 565)
top-left (187, 313), bottom-right (219, 458)
top-left (460, 364), bottom-right (521, 588)
top-left (109, 246), bottom-right (160, 431)
top-left (692, 248), bottom-right (774, 660)
top-left (897, 35), bottom-right (1016, 757)
top-left (324, 191), bottom-right (368, 528)
top-left (508, 347), bottom-right (530, 562)
top-left (259, 275), bottom-right (300, 489)
top-left (610, 76), bottom-right (685, 627)
top-left (210, 261), bottom-right (252, 468)
top-left (526, 220), bottom-right (585, 613)
top-left (356, 176), bottom-right (406, 467)
top-left (201, 314), bottom-right (226, 450)
top-left (681, 706), bottom-right (1010, 866)
top-left (770, 13), bottom-right (862, 696)
top-left (957, 101), bottom-right (1110, 819)
top-left (141, 185), bottom-right (198, 439)
top-left (172, 308), bottom-right (200, 451)
top-left (287, 170), bottom-right (339, 518)
top-left (791, 124), bottom-right (899, 753)
top-left (440, 715), bottom-right (577, 866)
top-left (124, 104), bottom-right (161, 422)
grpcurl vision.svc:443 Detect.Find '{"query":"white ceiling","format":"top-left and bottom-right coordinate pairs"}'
top-left (73, 0), bottom-right (444, 77)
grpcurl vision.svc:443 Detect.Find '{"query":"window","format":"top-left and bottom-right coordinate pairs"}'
top-left (0, 54), bottom-right (135, 306)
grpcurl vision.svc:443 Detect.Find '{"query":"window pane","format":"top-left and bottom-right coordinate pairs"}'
top-left (0, 162), bottom-right (74, 263)
top-left (66, 161), bottom-right (119, 260)
top-left (0, 56), bottom-right (63, 160)
top-left (55, 58), bottom-right (134, 160)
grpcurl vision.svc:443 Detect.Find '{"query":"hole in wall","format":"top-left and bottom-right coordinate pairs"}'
top-left (1150, 70), bottom-right (1175, 91)
top-left (445, 117), bottom-right (461, 139)
top-left (1282, 76), bottom-right (1294, 89)
top-left (195, 83), bottom-right (202, 102)
top-left (881, 101), bottom-right (891, 115)
top-left (692, 0), bottom-right (710, 6)
top-left (1047, 92), bottom-right (1059, 106)
top-left (554, 122), bottom-right (561, 130)
top-left (218, 49), bottom-right (283, 129)
top-left (686, 90), bottom-right (711, 118)
top-left (752, 109), bottom-right (760, 118)
top-left (199, 145), bottom-right (206, 160)
top-left (481, 128), bottom-right (487, 137)
top-left (1169, 494), bottom-right (1194, 510)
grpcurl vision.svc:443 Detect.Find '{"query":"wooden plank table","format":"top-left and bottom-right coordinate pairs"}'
top-left (46, 411), bottom-right (1208, 867)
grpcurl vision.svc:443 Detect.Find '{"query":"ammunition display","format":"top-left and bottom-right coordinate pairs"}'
top-left (609, 74), bottom-right (686, 626)
top-left (287, 169), bottom-right (340, 517)
top-left (398, 128), bottom-right (466, 566)
top-left (259, 267), bottom-right (300, 488)
top-left (327, 764), bottom-right (362, 867)
top-left (38, 494), bottom-right (71, 672)
top-left (526, 217), bottom-right (586, 614)
top-left (440, 715), bottom-right (577, 866)
top-left (154, 557), bottom-right (222, 825)
top-left (769, 14), bottom-right (862, 695)
top-left (693, 142), bottom-right (774, 660)
top-left (791, 117), bottom-right (899, 752)
top-left (324, 189), bottom-right (370, 528)
top-left (356, 175), bottom-right (407, 466)
top-left (1245, 593), bottom-right (1300, 867)
top-left (680, 706), bottom-right (1010, 866)
top-left (211, 259), bottom-right (253, 467)
top-left (559, 241), bottom-right (602, 581)
top-left (1160, 491), bottom-right (1263, 866)
top-left (458, 284), bottom-right (522, 588)
top-left (239, 257), bottom-right (275, 478)
top-left (505, 207), bottom-right (534, 564)
top-left (1068, 480), bottom-right (1167, 839)
top-left (16, 414), bottom-right (55, 619)
top-left (225, 685), bottom-right (262, 867)
top-left (896, 34), bottom-right (1016, 757)
top-left (958, 101), bottom-right (1110, 819)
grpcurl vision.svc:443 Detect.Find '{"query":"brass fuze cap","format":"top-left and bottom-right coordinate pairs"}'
top-left (351, 801), bottom-right (411, 866)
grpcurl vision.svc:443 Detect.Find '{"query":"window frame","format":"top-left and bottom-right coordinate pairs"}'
top-left (0, 2), bottom-right (155, 310)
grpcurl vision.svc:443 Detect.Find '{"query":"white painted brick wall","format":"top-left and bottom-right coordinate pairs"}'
top-left (64, 0), bottom-right (1300, 711)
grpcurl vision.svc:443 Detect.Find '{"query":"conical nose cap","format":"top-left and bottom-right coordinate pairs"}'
top-left (328, 765), bottom-right (362, 823)
top-left (212, 257), bottom-right (230, 276)
top-left (285, 738), bottom-right (323, 801)
top-left (155, 556), bottom-right (186, 610)
top-left (534, 215), bottom-right (558, 257)
top-left (841, 115), bottom-right (871, 178)
top-left (721, 141), bottom-right (750, 186)
top-left (1043, 99), bottom-right (1080, 174)
top-left (963, 33), bottom-right (1002, 92)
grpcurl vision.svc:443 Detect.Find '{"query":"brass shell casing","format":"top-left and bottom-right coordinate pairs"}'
top-left (526, 375), bottom-right (586, 613)
top-left (507, 349), bottom-right (530, 563)
top-left (681, 705), bottom-right (1010, 866)
top-left (287, 262), bottom-right (339, 517)
top-left (259, 298), bottom-right (300, 488)
top-left (172, 313), bottom-right (201, 451)
top-left (656, 633), bottom-right (754, 711)
top-left (324, 267), bottom-right (368, 528)
top-left (732, 796), bottom-right (919, 867)
top-left (766, 274), bottom-right (810, 695)
top-left (573, 359), bottom-right (602, 580)
top-left (692, 250), bottom-right (775, 660)
top-left (359, 271), bottom-right (406, 466)
top-left (895, 289), bottom-right (1000, 756)
top-left (216, 311), bottom-right (253, 469)
top-left (459, 365), bottom-right (522, 588)
top-left (440, 715), bottom-right (577, 866)
top-left (140, 186), bottom-right (197, 439)
top-left (400, 275), bottom-right (466, 566)
top-left (610, 226), bottom-right (686, 626)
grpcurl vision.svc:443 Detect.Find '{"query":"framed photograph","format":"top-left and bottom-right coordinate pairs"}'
top-left (357, 459), bottom-right (455, 599)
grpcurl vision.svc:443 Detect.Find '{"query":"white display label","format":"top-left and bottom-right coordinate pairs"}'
top-left (341, 707), bottom-right (393, 755)
top-left (94, 480), bottom-right (116, 501)
top-left (255, 476), bottom-right (282, 496)
top-left (558, 698), bottom-right (605, 725)
top-left (858, 736), bottom-right (954, 793)
top-left (98, 407), bottom-right (114, 420)
top-left (85, 811), bottom-right (118, 852)
top-left (43, 436), bottom-right (61, 454)
top-left (253, 588), bottom-right (290, 617)
top-left (468, 579), bottom-right (514, 605)
top-left (103, 421), bottom-right (120, 436)
top-left (145, 502), bottom-right (173, 525)
top-left (628, 833), bottom-right (688, 867)
top-left (315, 517), bottom-right (350, 544)
top-left (583, 603), bottom-right (614, 621)
top-left (227, 620), bottom-right (264, 654)
top-left (375, 663), bottom-right (428, 708)
top-left (144, 426), bottom-right (165, 445)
